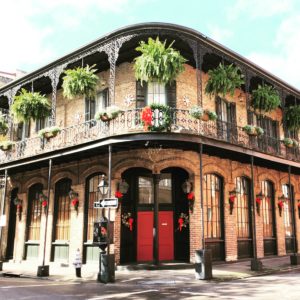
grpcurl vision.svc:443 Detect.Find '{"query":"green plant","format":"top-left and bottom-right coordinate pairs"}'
top-left (243, 125), bottom-right (264, 136)
top-left (38, 126), bottom-right (61, 139)
top-left (189, 106), bottom-right (203, 119)
top-left (205, 63), bottom-right (244, 97)
top-left (207, 111), bottom-right (218, 121)
top-left (95, 105), bottom-right (121, 121)
top-left (282, 137), bottom-right (294, 148)
top-left (0, 140), bottom-right (15, 151)
top-left (251, 84), bottom-right (280, 113)
top-left (134, 37), bottom-right (187, 84)
top-left (0, 113), bottom-right (8, 135)
top-left (62, 64), bottom-right (99, 99)
top-left (285, 105), bottom-right (300, 131)
top-left (11, 89), bottom-right (51, 122)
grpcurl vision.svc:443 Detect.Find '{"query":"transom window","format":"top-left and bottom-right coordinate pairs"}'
top-left (236, 177), bottom-right (251, 238)
top-left (147, 81), bottom-right (166, 105)
top-left (203, 174), bottom-right (222, 239)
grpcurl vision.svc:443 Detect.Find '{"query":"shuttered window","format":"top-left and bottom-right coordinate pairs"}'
top-left (85, 89), bottom-right (108, 121)
top-left (17, 122), bottom-right (30, 140)
top-left (282, 184), bottom-right (294, 237)
top-left (261, 181), bottom-right (275, 238)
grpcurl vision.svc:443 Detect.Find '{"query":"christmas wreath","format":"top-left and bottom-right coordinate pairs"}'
top-left (177, 213), bottom-right (189, 232)
top-left (121, 212), bottom-right (134, 231)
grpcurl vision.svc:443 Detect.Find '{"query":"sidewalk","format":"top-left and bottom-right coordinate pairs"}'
top-left (1, 255), bottom-right (299, 284)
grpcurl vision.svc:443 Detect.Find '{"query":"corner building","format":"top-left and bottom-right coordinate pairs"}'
top-left (0, 23), bottom-right (299, 267)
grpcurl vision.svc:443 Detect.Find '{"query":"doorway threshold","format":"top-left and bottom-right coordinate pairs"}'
top-left (117, 261), bottom-right (194, 271)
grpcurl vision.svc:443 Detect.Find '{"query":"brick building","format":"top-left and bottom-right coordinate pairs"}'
top-left (0, 23), bottom-right (299, 269)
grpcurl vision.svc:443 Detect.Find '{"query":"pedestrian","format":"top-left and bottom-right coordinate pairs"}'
top-left (73, 248), bottom-right (82, 278)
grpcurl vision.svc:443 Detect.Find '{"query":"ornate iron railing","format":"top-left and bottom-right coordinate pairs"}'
top-left (0, 108), bottom-right (297, 164)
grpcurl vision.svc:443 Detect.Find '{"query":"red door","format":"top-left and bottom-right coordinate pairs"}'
top-left (137, 212), bottom-right (153, 261)
top-left (159, 211), bottom-right (174, 261)
top-left (137, 211), bottom-right (174, 262)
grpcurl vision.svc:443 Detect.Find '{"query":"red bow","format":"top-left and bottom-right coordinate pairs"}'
top-left (115, 191), bottom-right (123, 199)
top-left (278, 201), bottom-right (284, 209)
top-left (42, 200), bottom-right (48, 207)
top-left (229, 195), bottom-right (235, 203)
top-left (72, 198), bottom-right (79, 206)
top-left (178, 217), bottom-right (184, 231)
top-left (187, 192), bottom-right (194, 200)
top-left (128, 218), bottom-right (134, 231)
top-left (256, 198), bottom-right (262, 205)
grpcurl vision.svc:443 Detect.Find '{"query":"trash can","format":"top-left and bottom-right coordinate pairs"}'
top-left (37, 265), bottom-right (49, 277)
top-left (98, 253), bottom-right (115, 283)
top-left (195, 249), bottom-right (212, 280)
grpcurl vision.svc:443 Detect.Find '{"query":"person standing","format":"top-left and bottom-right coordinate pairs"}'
top-left (73, 248), bottom-right (82, 278)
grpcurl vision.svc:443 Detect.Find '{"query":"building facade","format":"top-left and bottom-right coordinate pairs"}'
top-left (0, 23), bottom-right (299, 267)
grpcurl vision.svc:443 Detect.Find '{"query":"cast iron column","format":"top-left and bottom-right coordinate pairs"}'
top-left (153, 173), bottom-right (160, 265)
top-left (199, 144), bottom-right (205, 249)
top-left (0, 169), bottom-right (8, 270)
top-left (250, 156), bottom-right (262, 271)
top-left (107, 145), bottom-right (112, 254)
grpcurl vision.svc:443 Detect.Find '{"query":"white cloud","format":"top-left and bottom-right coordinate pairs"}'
top-left (207, 25), bottom-right (233, 44)
top-left (228, 0), bottom-right (295, 20)
top-left (247, 14), bottom-right (300, 89)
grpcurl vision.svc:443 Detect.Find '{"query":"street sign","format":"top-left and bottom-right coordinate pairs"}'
top-left (94, 198), bottom-right (118, 208)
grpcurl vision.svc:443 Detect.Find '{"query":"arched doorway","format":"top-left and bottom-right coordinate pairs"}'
top-left (236, 176), bottom-right (253, 259)
top-left (203, 173), bottom-right (225, 261)
top-left (261, 180), bottom-right (277, 256)
top-left (51, 178), bottom-right (72, 262)
top-left (6, 188), bottom-right (18, 260)
top-left (120, 167), bottom-right (189, 264)
top-left (25, 183), bottom-right (43, 260)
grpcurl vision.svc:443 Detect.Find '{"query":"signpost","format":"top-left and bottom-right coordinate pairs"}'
top-left (94, 198), bottom-right (118, 209)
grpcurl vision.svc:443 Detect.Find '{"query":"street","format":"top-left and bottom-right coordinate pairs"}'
top-left (0, 269), bottom-right (299, 300)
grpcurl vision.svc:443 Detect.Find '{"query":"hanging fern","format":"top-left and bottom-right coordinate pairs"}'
top-left (285, 105), bottom-right (300, 131)
top-left (205, 63), bottom-right (244, 97)
top-left (62, 64), bottom-right (99, 99)
top-left (11, 89), bottom-right (51, 122)
top-left (251, 84), bottom-right (280, 113)
top-left (134, 37), bottom-right (187, 84)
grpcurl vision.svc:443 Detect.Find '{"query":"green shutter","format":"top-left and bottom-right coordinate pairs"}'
top-left (166, 81), bottom-right (176, 108)
top-left (136, 81), bottom-right (146, 108)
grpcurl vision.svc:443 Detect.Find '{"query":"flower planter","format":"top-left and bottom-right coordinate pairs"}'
top-left (100, 115), bottom-right (111, 122)
top-left (201, 112), bottom-right (210, 122)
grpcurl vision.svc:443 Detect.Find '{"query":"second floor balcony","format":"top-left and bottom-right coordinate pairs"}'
top-left (0, 108), bottom-right (298, 166)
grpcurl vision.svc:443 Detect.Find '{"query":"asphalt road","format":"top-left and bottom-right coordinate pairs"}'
top-left (0, 270), bottom-right (299, 300)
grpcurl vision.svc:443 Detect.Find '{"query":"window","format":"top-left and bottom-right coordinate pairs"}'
top-left (86, 174), bottom-right (102, 241)
top-left (261, 181), bottom-right (275, 238)
top-left (36, 117), bottom-right (50, 132)
top-left (54, 178), bottom-right (71, 241)
top-left (282, 184), bottom-right (294, 237)
top-left (85, 89), bottom-right (108, 121)
top-left (147, 81), bottom-right (166, 105)
top-left (16, 121), bottom-right (30, 140)
top-left (203, 174), bottom-right (222, 239)
top-left (27, 184), bottom-right (43, 241)
top-left (236, 177), bottom-right (251, 238)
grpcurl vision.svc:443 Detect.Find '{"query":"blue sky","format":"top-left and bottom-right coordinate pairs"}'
top-left (1, 0), bottom-right (300, 89)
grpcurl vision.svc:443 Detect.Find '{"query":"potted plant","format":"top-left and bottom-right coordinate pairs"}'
top-left (0, 140), bottom-right (15, 151)
top-left (11, 89), bottom-right (51, 122)
top-left (0, 113), bottom-right (8, 136)
top-left (38, 126), bottom-right (61, 140)
top-left (205, 63), bottom-right (244, 98)
top-left (95, 105), bottom-right (121, 122)
top-left (251, 84), bottom-right (280, 113)
top-left (62, 64), bottom-right (99, 99)
top-left (282, 138), bottom-right (294, 148)
top-left (134, 37), bottom-right (186, 84)
top-left (189, 106), bottom-right (203, 119)
top-left (285, 105), bottom-right (300, 131)
top-left (243, 125), bottom-right (264, 136)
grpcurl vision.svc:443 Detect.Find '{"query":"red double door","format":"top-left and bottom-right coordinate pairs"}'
top-left (137, 211), bottom-right (174, 262)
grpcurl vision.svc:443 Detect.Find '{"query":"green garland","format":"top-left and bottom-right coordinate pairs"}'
top-left (148, 104), bottom-right (172, 132)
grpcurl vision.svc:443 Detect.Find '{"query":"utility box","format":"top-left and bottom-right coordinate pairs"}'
top-left (195, 249), bottom-right (212, 280)
top-left (98, 253), bottom-right (115, 283)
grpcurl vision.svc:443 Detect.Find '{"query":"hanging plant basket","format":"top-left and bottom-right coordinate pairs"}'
top-left (11, 89), bottom-right (51, 122)
top-left (134, 37), bottom-right (187, 84)
top-left (205, 63), bottom-right (244, 98)
top-left (243, 125), bottom-right (264, 136)
top-left (38, 126), bottom-right (61, 140)
top-left (0, 140), bottom-right (15, 151)
top-left (284, 105), bottom-right (300, 131)
top-left (95, 106), bottom-right (121, 122)
top-left (251, 84), bottom-right (280, 113)
top-left (62, 64), bottom-right (99, 99)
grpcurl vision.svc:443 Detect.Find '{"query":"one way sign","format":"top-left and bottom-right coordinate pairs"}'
top-left (94, 198), bottom-right (118, 208)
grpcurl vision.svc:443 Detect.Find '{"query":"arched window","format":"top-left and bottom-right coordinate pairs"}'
top-left (25, 183), bottom-right (43, 259)
top-left (52, 178), bottom-right (72, 262)
top-left (203, 174), bottom-right (224, 261)
top-left (282, 184), bottom-right (295, 253)
top-left (84, 173), bottom-right (103, 262)
top-left (261, 180), bottom-right (277, 255)
top-left (236, 177), bottom-right (252, 258)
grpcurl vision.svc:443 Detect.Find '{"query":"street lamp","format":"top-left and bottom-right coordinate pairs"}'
top-left (182, 179), bottom-right (192, 194)
top-left (98, 175), bottom-right (109, 196)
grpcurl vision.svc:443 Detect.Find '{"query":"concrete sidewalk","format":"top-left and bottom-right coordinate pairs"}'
top-left (1, 255), bottom-right (299, 283)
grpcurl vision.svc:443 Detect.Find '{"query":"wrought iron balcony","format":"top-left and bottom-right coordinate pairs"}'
top-left (0, 108), bottom-right (297, 164)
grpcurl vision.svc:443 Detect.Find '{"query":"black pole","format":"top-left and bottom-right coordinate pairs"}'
top-left (107, 145), bottom-right (112, 255)
top-left (153, 173), bottom-right (160, 265)
top-left (0, 169), bottom-right (8, 266)
top-left (250, 156), bottom-right (262, 270)
top-left (199, 144), bottom-right (205, 249)
top-left (288, 166), bottom-right (297, 256)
